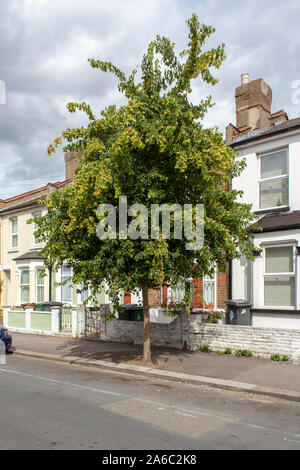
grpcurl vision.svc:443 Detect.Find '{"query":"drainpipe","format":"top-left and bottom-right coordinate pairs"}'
top-left (48, 264), bottom-right (52, 302)
top-left (228, 259), bottom-right (232, 300)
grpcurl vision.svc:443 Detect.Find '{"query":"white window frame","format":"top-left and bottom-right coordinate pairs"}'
top-left (32, 211), bottom-right (42, 246)
top-left (20, 267), bottom-right (30, 303)
top-left (258, 149), bottom-right (289, 211)
top-left (61, 265), bottom-right (72, 303)
top-left (263, 243), bottom-right (296, 309)
top-left (203, 268), bottom-right (217, 307)
top-left (36, 268), bottom-right (44, 303)
top-left (10, 217), bottom-right (18, 248)
top-left (80, 282), bottom-right (89, 304)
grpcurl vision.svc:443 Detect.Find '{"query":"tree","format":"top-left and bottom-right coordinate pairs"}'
top-left (36, 14), bottom-right (256, 364)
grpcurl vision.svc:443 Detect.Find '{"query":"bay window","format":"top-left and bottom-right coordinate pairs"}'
top-left (36, 268), bottom-right (44, 303)
top-left (80, 283), bottom-right (89, 303)
top-left (20, 269), bottom-right (30, 303)
top-left (61, 265), bottom-right (72, 303)
top-left (259, 150), bottom-right (288, 210)
top-left (264, 245), bottom-right (295, 307)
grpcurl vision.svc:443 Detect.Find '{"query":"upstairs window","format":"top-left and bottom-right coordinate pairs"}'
top-left (11, 217), bottom-right (18, 248)
top-left (259, 150), bottom-right (288, 210)
top-left (264, 245), bottom-right (295, 307)
top-left (33, 212), bottom-right (42, 245)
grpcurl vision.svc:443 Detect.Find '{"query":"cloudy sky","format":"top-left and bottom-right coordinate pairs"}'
top-left (0, 0), bottom-right (299, 198)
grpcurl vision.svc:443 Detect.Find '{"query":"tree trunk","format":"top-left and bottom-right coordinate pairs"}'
top-left (142, 283), bottom-right (151, 364)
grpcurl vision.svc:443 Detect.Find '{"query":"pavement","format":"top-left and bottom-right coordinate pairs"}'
top-left (9, 332), bottom-right (300, 402)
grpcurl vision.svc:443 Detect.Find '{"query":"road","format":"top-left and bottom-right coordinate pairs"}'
top-left (0, 355), bottom-right (300, 450)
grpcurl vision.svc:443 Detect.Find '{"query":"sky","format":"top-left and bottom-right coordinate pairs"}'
top-left (0, 0), bottom-right (300, 198)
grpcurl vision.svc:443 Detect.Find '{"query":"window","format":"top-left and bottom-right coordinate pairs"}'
top-left (11, 217), bottom-right (18, 248)
top-left (36, 268), bottom-right (44, 303)
top-left (264, 246), bottom-right (295, 307)
top-left (20, 269), bottom-right (29, 303)
top-left (80, 283), bottom-right (89, 303)
top-left (170, 282), bottom-right (185, 303)
top-left (203, 272), bottom-right (216, 305)
top-left (33, 212), bottom-right (42, 245)
top-left (61, 265), bottom-right (72, 302)
top-left (259, 150), bottom-right (288, 210)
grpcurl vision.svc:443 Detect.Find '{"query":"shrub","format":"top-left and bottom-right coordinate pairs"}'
top-left (204, 312), bottom-right (223, 324)
top-left (271, 353), bottom-right (281, 362)
top-left (199, 345), bottom-right (210, 353)
top-left (218, 347), bottom-right (232, 355)
top-left (281, 355), bottom-right (290, 362)
top-left (235, 349), bottom-right (252, 357)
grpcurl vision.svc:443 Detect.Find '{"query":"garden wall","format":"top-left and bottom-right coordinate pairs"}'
top-left (97, 310), bottom-right (300, 358)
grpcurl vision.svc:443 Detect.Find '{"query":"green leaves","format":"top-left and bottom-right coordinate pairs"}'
top-left (38, 14), bottom-right (257, 306)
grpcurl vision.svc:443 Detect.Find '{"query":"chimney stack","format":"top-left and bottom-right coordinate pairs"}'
top-left (235, 74), bottom-right (272, 130)
top-left (64, 151), bottom-right (82, 180)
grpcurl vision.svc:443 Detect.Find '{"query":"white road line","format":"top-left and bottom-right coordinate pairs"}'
top-left (1, 366), bottom-right (300, 442)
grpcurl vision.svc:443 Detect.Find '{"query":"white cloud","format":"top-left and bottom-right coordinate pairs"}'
top-left (0, 0), bottom-right (300, 197)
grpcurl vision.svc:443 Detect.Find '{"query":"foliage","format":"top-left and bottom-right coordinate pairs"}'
top-left (203, 312), bottom-right (223, 323)
top-left (31, 14), bottom-right (258, 361)
top-left (218, 347), bottom-right (232, 355)
top-left (199, 345), bottom-right (210, 353)
top-left (271, 353), bottom-right (289, 362)
top-left (235, 349), bottom-right (252, 357)
top-left (271, 353), bottom-right (281, 362)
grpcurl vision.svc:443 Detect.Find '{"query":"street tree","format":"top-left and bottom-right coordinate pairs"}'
top-left (35, 14), bottom-right (256, 363)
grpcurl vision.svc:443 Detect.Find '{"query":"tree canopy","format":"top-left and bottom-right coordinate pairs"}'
top-left (35, 14), bottom-right (257, 362)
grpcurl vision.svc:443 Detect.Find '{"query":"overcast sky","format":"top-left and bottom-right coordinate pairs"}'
top-left (0, 0), bottom-right (299, 198)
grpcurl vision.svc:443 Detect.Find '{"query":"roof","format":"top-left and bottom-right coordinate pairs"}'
top-left (252, 211), bottom-right (300, 233)
top-left (0, 181), bottom-right (66, 204)
top-left (13, 250), bottom-right (43, 261)
top-left (231, 117), bottom-right (300, 147)
top-left (0, 180), bottom-right (71, 215)
top-left (0, 195), bottom-right (47, 215)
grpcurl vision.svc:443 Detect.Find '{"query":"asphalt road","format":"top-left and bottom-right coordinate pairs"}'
top-left (1, 354), bottom-right (300, 450)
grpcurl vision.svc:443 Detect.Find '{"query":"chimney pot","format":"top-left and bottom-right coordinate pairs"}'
top-left (241, 73), bottom-right (250, 85)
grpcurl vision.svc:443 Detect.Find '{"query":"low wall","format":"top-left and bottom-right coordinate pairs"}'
top-left (188, 318), bottom-right (300, 357)
top-left (30, 311), bottom-right (52, 331)
top-left (98, 311), bottom-right (300, 358)
top-left (3, 307), bottom-right (78, 337)
top-left (100, 315), bottom-right (184, 350)
top-left (7, 310), bottom-right (26, 329)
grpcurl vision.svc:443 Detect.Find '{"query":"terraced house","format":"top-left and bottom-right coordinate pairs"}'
top-left (227, 74), bottom-right (300, 329)
top-left (0, 153), bottom-right (107, 333)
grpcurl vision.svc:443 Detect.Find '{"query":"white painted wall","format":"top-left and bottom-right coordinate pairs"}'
top-left (231, 130), bottom-right (300, 328)
top-left (232, 130), bottom-right (300, 212)
top-left (252, 313), bottom-right (300, 329)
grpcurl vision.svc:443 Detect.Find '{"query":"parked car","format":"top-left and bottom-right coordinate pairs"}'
top-left (0, 327), bottom-right (12, 352)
